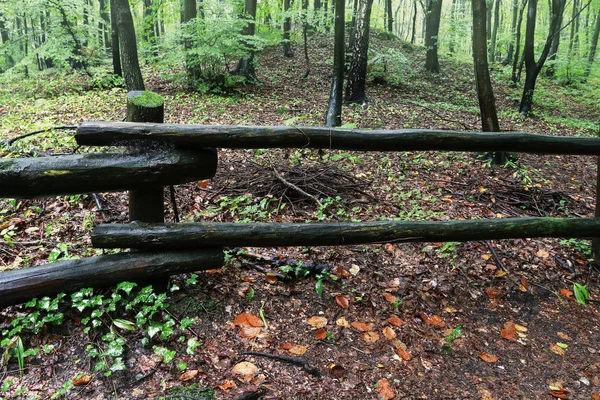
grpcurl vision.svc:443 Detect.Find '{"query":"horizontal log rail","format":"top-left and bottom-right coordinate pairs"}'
top-left (76, 121), bottom-right (600, 155)
top-left (0, 249), bottom-right (224, 308)
top-left (92, 217), bottom-right (600, 249)
top-left (0, 149), bottom-right (217, 198)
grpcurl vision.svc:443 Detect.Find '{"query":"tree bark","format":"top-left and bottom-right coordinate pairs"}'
top-left (424, 0), bottom-right (443, 73)
top-left (0, 249), bottom-right (224, 308)
top-left (92, 218), bottom-right (600, 249)
top-left (473, 0), bottom-right (506, 165)
top-left (113, 0), bottom-right (145, 90)
top-left (235, 0), bottom-right (258, 81)
top-left (584, 12), bottom-right (600, 77)
top-left (345, 0), bottom-right (374, 104)
top-left (489, 0), bottom-right (500, 62)
top-left (545, 1), bottom-right (565, 77)
top-left (326, 0), bottom-right (345, 126)
top-left (110, 0), bottom-right (122, 76)
top-left (76, 121), bottom-right (600, 155)
top-left (510, 0), bottom-right (527, 82)
top-left (505, 0), bottom-right (519, 64)
top-left (183, 0), bottom-right (200, 84)
top-left (282, 0), bottom-right (294, 57)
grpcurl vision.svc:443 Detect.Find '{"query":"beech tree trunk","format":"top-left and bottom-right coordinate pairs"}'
top-left (345, 0), bottom-right (374, 104)
top-left (424, 0), bottom-right (442, 73)
top-left (489, 0), bottom-right (500, 62)
top-left (183, 0), bottom-right (200, 84)
top-left (235, 0), bottom-right (258, 81)
top-left (326, 0), bottom-right (345, 126)
top-left (110, 0), bottom-right (122, 76)
top-left (282, 0), bottom-right (294, 57)
top-left (510, 0), bottom-right (527, 82)
top-left (113, 0), bottom-right (145, 90)
top-left (584, 12), bottom-right (600, 77)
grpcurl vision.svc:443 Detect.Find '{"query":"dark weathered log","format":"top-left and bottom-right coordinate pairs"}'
top-left (0, 249), bottom-right (224, 308)
top-left (76, 122), bottom-right (600, 155)
top-left (92, 217), bottom-right (600, 249)
top-left (0, 150), bottom-right (217, 198)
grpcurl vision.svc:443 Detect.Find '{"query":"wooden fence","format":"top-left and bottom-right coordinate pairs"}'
top-left (1, 90), bottom-right (599, 307)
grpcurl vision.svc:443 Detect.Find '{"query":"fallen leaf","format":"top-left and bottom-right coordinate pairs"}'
top-left (233, 314), bottom-right (264, 328)
top-left (329, 364), bottom-right (346, 378)
top-left (548, 389), bottom-right (569, 399)
top-left (232, 361), bottom-right (258, 376)
top-left (216, 379), bottom-right (235, 390)
top-left (382, 326), bottom-right (396, 340)
top-left (336, 317), bottom-right (351, 328)
top-left (514, 324), bottom-right (528, 333)
top-left (179, 369), bottom-right (199, 382)
top-left (479, 352), bottom-right (498, 363)
top-left (500, 321), bottom-right (516, 340)
top-left (481, 254), bottom-right (492, 261)
top-left (536, 248), bottom-right (550, 258)
top-left (307, 316), bottom-right (328, 328)
top-left (591, 393), bottom-right (600, 400)
top-left (421, 314), bottom-right (445, 328)
top-left (239, 326), bottom-right (262, 339)
top-left (478, 389), bottom-right (494, 400)
top-left (289, 345), bottom-right (307, 355)
top-left (197, 181), bottom-right (210, 188)
top-left (279, 342), bottom-right (292, 350)
top-left (72, 374), bottom-right (91, 385)
top-left (349, 264), bottom-right (360, 276)
top-left (363, 331), bottom-right (380, 343)
top-left (265, 273), bottom-right (278, 283)
top-left (557, 332), bottom-right (572, 341)
top-left (315, 328), bottom-right (327, 340)
top-left (559, 288), bottom-right (573, 298)
top-left (519, 276), bottom-right (529, 292)
top-left (395, 347), bottom-right (411, 361)
top-left (495, 271), bottom-right (508, 278)
top-left (375, 378), bottom-right (395, 400)
top-left (335, 295), bottom-right (349, 309)
top-left (351, 321), bottom-right (374, 332)
top-left (485, 287), bottom-right (500, 300)
top-left (387, 316), bottom-right (404, 327)
top-left (382, 292), bottom-right (397, 303)
top-left (241, 276), bottom-right (256, 283)
top-left (550, 344), bottom-right (566, 356)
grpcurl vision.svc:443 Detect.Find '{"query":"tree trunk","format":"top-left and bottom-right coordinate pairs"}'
top-left (518, 0), bottom-right (566, 116)
top-left (113, 0), bottom-right (145, 90)
top-left (386, 0), bottom-right (394, 31)
top-left (92, 218), bottom-right (600, 249)
top-left (473, 0), bottom-right (506, 165)
top-left (411, 0), bottom-right (417, 43)
top-left (282, 0), bottom-right (294, 57)
top-left (110, 0), bottom-right (122, 76)
top-left (99, 0), bottom-right (111, 51)
top-left (143, 0), bottom-right (157, 56)
top-left (235, 0), bottom-right (258, 81)
top-left (545, 2), bottom-right (564, 77)
top-left (584, 12), bottom-right (600, 77)
top-left (345, 0), bottom-right (373, 104)
top-left (511, 0), bottom-right (527, 82)
top-left (326, 0), bottom-right (345, 126)
top-left (424, 0), bottom-right (442, 73)
top-left (183, 0), bottom-right (200, 84)
top-left (489, 0), bottom-right (500, 62)
top-left (505, 0), bottom-right (519, 64)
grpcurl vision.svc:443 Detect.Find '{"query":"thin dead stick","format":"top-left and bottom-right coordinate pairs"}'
top-left (485, 240), bottom-right (509, 273)
top-left (2, 126), bottom-right (78, 147)
top-left (243, 351), bottom-right (320, 377)
top-left (272, 167), bottom-right (323, 208)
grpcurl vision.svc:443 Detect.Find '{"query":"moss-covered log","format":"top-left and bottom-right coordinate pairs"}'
top-left (77, 122), bottom-right (600, 155)
top-left (0, 149), bottom-right (217, 198)
top-left (92, 217), bottom-right (600, 249)
top-left (0, 249), bottom-right (224, 308)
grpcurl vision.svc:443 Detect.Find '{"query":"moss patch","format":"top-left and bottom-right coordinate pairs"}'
top-left (129, 91), bottom-right (164, 108)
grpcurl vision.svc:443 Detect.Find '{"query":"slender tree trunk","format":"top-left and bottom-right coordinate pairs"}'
top-left (183, 0), bottom-right (200, 84)
top-left (326, 0), bottom-right (345, 126)
top-left (110, 0), bottom-right (122, 76)
top-left (511, 0), bottom-right (528, 82)
top-left (505, 0), bottom-right (519, 64)
top-left (473, 0), bottom-right (505, 165)
top-left (424, 0), bottom-right (443, 73)
top-left (489, 0), bottom-right (500, 62)
top-left (282, 0), bottom-right (294, 57)
top-left (99, 0), bottom-right (111, 50)
top-left (584, 12), bottom-right (600, 77)
top-left (113, 0), bottom-right (145, 90)
top-left (386, 0), bottom-right (394, 31)
top-left (345, 0), bottom-right (374, 104)
top-left (234, 0), bottom-right (258, 81)
top-left (411, 0), bottom-right (417, 43)
top-left (143, 0), bottom-right (157, 56)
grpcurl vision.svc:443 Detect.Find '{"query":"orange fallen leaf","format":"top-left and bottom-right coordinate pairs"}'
top-left (550, 344), bottom-right (566, 356)
top-left (232, 361), bottom-right (258, 376)
top-left (179, 369), bottom-right (199, 382)
top-left (500, 321), bottom-right (516, 340)
top-left (197, 181), bottom-right (210, 188)
top-left (233, 313), bottom-right (264, 328)
top-left (519, 275), bottom-right (529, 292)
top-left (363, 331), bottom-right (380, 343)
top-left (307, 316), bottom-right (328, 328)
top-left (289, 344), bottom-right (307, 355)
top-left (351, 321), bottom-right (374, 332)
top-left (479, 352), bottom-right (498, 363)
top-left (239, 326), bottom-right (262, 339)
top-left (216, 379), bottom-right (235, 390)
top-left (329, 363), bottom-right (346, 378)
top-left (387, 316), bottom-right (404, 327)
top-left (382, 292), bottom-right (397, 303)
top-left (315, 328), bottom-right (327, 340)
top-left (335, 295), bottom-right (349, 309)
top-left (421, 314), bottom-right (445, 328)
top-left (241, 276), bottom-right (256, 283)
top-left (375, 378), bottom-right (395, 400)
top-left (265, 273), bottom-right (278, 283)
top-left (485, 287), bottom-right (500, 300)
top-left (336, 317), bottom-right (351, 328)
top-left (72, 374), bottom-right (91, 385)
top-left (395, 347), bottom-right (411, 361)
top-left (548, 389), bottom-right (569, 399)
top-left (382, 326), bottom-right (396, 340)
top-left (279, 342), bottom-right (293, 350)
top-left (591, 393), bottom-right (600, 400)
top-left (559, 288), bottom-right (573, 298)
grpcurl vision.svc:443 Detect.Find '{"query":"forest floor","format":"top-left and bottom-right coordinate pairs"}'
top-left (1, 32), bottom-right (600, 400)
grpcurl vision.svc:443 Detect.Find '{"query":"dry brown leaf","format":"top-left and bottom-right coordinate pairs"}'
top-left (232, 361), bottom-right (258, 376)
top-left (216, 379), bottom-right (235, 391)
top-left (481, 254), bottom-right (492, 261)
top-left (396, 346), bottom-right (411, 361)
top-left (557, 332), bottom-right (572, 341)
top-left (179, 369), bottom-right (199, 382)
top-left (233, 313), bottom-right (264, 328)
top-left (336, 317), bottom-right (351, 328)
top-left (387, 316), bottom-right (404, 327)
top-left (307, 316), bottom-right (328, 328)
top-left (591, 393), bottom-right (600, 400)
top-left (335, 295), bottom-right (349, 309)
top-left (72, 374), bottom-right (91, 386)
top-left (485, 287), bottom-right (500, 300)
top-left (519, 275), bottom-right (529, 292)
top-left (315, 328), bottom-right (327, 340)
top-left (289, 345), bottom-right (308, 355)
top-left (548, 389), bottom-right (569, 399)
top-left (279, 342), bottom-right (293, 350)
top-left (197, 181), bottom-right (210, 188)
top-left (536, 248), bottom-right (550, 258)
top-left (560, 288), bottom-right (573, 297)
top-left (550, 344), bottom-right (566, 356)
top-left (241, 276), bottom-right (256, 283)
top-left (514, 324), bottom-right (528, 333)
top-left (500, 321), bottom-right (516, 340)
top-left (421, 314), bottom-right (445, 328)
top-left (351, 321), bottom-right (374, 332)
top-left (265, 273), bottom-right (278, 283)
top-left (382, 326), bottom-right (396, 340)
top-left (239, 326), bottom-right (262, 339)
top-left (329, 364), bottom-right (346, 378)
top-left (363, 331), bottom-right (380, 343)
top-left (382, 292), bottom-right (397, 303)
top-left (479, 352), bottom-right (498, 363)
top-left (375, 378), bottom-right (395, 400)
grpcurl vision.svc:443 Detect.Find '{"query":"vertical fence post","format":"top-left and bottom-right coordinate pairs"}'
top-left (126, 90), bottom-right (165, 223)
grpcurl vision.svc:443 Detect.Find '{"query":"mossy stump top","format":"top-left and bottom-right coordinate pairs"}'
top-left (126, 91), bottom-right (164, 123)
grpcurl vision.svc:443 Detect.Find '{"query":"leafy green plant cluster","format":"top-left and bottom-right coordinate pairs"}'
top-left (368, 48), bottom-right (408, 85)
top-left (205, 195), bottom-right (280, 222)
